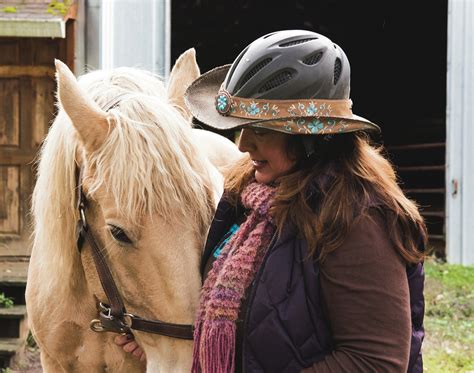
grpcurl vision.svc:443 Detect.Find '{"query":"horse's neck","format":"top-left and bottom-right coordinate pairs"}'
top-left (191, 128), bottom-right (242, 174)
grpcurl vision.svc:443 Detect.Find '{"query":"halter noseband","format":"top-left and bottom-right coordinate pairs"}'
top-left (75, 166), bottom-right (194, 340)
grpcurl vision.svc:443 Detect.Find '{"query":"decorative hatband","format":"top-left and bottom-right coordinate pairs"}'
top-left (215, 89), bottom-right (353, 119)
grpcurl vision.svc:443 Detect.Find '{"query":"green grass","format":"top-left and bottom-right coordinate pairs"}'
top-left (424, 259), bottom-right (474, 372)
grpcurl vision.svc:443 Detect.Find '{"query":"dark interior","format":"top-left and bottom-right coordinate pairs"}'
top-left (172, 0), bottom-right (447, 255)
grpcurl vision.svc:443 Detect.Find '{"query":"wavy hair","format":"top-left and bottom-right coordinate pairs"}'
top-left (225, 132), bottom-right (426, 263)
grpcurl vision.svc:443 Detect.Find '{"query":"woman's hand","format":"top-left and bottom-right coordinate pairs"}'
top-left (114, 333), bottom-right (146, 362)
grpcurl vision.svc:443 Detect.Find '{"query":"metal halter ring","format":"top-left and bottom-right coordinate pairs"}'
top-left (89, 303), bottom-right (133, 334)
top-left (90, 319), bottom-right (106, 332)
top-left (79, 206), bottom-right (87, 229)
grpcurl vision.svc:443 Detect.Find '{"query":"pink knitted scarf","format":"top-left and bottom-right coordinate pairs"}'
top-left (191, 181), bottom-right (276, 373)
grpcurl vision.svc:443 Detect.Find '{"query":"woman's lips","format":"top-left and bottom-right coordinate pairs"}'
top-left (252, 160), bottom-right (267, 169)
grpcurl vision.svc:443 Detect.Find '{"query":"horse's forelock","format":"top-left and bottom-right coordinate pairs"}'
top-left (87, 93), bottom-right (214, 231)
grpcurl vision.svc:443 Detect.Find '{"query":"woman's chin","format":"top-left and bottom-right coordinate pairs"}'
top-left (255, 171), bottom-right (275, 185)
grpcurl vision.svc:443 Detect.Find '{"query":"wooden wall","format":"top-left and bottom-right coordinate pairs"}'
top-left (0, 30), bottom-right (73, 256)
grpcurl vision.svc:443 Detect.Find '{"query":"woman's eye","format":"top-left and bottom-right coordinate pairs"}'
top-left (252, 128), bottom-right (270, 137)
top-left (108, 225), bottom-right (133, 245)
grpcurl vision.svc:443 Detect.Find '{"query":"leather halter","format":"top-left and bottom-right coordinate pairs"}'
top-left (75, 166), bottom-right (194, 340)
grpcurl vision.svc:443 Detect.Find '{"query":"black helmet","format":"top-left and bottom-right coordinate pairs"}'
top-left (224, 30), bottom-right (350, 100)
top-left (185, 30), bottom-right (379, 135)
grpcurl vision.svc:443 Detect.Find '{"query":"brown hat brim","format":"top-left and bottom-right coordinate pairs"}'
top-left (184, 65), bottom-right (381, 135)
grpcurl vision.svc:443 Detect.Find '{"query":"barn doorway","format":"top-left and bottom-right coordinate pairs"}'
top-left (172, 0), bottom-right (447, 255)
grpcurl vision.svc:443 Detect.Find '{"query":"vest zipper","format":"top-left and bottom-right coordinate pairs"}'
top-left (241, 231), bottom-right (278, 373)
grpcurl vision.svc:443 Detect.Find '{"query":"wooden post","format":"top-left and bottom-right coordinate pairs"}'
top-left (446, 0), bottom-right (474, 265)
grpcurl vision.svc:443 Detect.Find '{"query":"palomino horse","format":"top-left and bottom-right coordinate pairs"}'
top-left (26, 50), bottom-right (241, 372)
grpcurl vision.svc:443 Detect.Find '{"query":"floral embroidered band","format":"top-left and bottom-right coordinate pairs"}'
top-left (215, 89), bottom-right (353, 119)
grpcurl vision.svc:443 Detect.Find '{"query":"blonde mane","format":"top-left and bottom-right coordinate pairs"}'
top-left (32, 67), bottom-right (215, 301)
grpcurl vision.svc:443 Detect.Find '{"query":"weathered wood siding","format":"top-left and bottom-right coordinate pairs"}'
top-left (0, 34), bottom-right (72, 256)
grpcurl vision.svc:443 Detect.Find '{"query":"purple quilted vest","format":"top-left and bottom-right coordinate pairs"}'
top-left (201, 198), bottom-right (424, 373)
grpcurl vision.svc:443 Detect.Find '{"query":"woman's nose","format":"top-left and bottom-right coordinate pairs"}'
top-left (238, 128), bottom-right (256, 152)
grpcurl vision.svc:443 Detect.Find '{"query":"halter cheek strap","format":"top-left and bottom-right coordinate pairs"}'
top-left (75, 166), bottom-right (194, 339)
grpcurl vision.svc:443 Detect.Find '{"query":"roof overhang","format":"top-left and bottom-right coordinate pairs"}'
top-left (0, 1), bottom-right (76, 38)
top-left (0, 18), bottom-right (66, 38)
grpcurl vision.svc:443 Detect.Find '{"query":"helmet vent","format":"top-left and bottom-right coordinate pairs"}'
top-left (238, 58), bottom-right (272, 90)
top-left (226, 45), bottom-right (250, 86)
top-left (333, 58), bottom-right (342, 84)
top-left (259, 70), bottom-right (293, 93)
top-left (302, 52), bottom-right (323, 65)
top-left (279, 38), bottom-right (317, 47)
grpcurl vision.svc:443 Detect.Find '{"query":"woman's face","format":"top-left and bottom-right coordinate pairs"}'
top-left (238, 128), bottom-right (297, 184)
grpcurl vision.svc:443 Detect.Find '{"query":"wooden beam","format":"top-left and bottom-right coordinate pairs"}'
top-left (0, 65), bottom-right (55, 78)
top-left (66, 19), bottom-right (75, 73)
top-left (0, 150), bottom-right (37, 165)
top-left (387, 142), bottom-right (446, 151)
top-left (397, 165), bottom-right (445, 172)
top-left (404, 188), bottom-right (445, 194)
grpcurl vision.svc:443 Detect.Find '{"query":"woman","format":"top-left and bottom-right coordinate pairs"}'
top-left (187, 30), bottom-right (426, 373)
top-left (119, 30), bottom-right (426, 372)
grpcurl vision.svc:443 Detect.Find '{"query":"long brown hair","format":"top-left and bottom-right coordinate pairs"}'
top-left (225, 131), bottom-right (426, 264)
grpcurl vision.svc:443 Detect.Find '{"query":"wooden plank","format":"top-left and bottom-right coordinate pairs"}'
top-left (397, 165), bottom-right (445, 172)
top-left (0, 166), bottom-right (20, 234)
top-left (0, 151), bottom-right (37, 164)
top-left (0, 260), bottom-right (28, 284)
top-left (0, 305), bottom-right (26, 318)
top-left (0, 79), bottom-right (19, 146)
top-left (387, 142), bottom-right (446, 151)
top-left (404, 188), bottom-right (445, 194)
top-left (66, 19), bottom-right (76, 72)
top-left (32, 77), bottom-right (55, 148)
top-left (421, 210), bottom-right (445, 218)
top-left (19, 164), bottom-right (33, 234)
top-left (0, 65), bottom-right (55, 78)
top-left (17, 78), bottom-right (34, 243)
top-left (19, 38), bottom-right (33, 66)
top-left (19, 77), bottom-right (33, 156)
top-left (0, 39), bottom-right (19, 65)
top-left (429, 234), bottom-right (446, 241)
top-left (33, 38), bottom-right (60, 65)
top-left (0, 338), bottom-right (21, 356)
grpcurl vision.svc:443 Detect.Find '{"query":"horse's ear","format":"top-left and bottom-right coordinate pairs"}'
top-left (55, 59), bottom-right (111, 153)
top-left (167, 48), bottom-right (200, 122)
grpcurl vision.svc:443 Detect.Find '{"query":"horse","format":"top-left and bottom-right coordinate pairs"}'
top-left (25, 49), bottom-right (242, 372)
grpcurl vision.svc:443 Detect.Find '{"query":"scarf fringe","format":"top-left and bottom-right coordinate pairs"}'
top-left (192, 320), bottom-right (236, 373)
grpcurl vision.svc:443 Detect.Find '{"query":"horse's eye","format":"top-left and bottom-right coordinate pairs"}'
top-left (108, 225), bottom-right (133, 245)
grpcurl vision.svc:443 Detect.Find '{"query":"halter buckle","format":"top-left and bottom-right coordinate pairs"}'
top-left (89, 303), bottom-right (132, 334)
